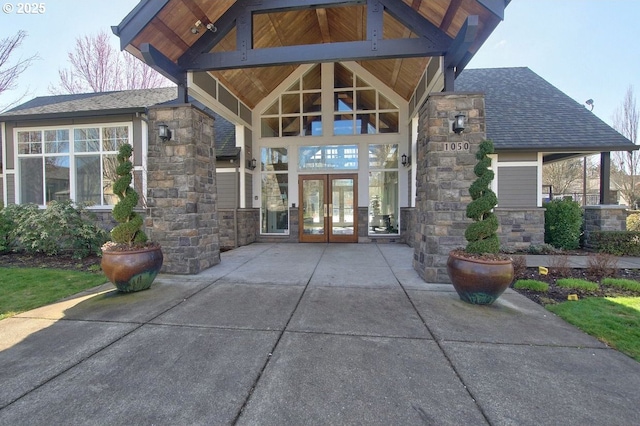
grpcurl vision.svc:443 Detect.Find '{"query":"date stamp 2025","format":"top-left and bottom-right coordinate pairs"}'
top-left (2, 2), bottom-right (46, 14)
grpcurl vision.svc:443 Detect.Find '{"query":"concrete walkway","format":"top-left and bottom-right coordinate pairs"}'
top-left (1, 243), bottom-right (638, 425)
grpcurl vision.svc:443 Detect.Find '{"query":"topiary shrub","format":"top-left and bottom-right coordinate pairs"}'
top-left (464, 139), bottom-right (500, 254)
top-left (109, 143), bottom-right (148, 247)
top-left (544, 198), bottom-right (582, 250)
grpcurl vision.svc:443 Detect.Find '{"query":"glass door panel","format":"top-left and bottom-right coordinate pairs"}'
top-left (299, 174), bottom-right (357, 243)
top-left (300, 176), bottom-right (327, 243)
top-left (329, 177), bottom-right (356, 241)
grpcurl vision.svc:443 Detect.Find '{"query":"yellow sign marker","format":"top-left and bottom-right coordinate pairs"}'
top-left (538, 266), bottom-right (549, 275)
top-left (567, 294), bottom-right (579, 301)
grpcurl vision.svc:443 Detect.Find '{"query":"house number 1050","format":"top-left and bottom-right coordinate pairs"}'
top-left (443, 142), bottom-right (470, 151)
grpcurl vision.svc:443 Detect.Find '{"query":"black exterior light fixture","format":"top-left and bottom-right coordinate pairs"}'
top-left (249, 158), bottom-right (257, 170)
top-left (158, 123), bottom-right (171, 142)
top-left (401, 154), bottom-right (411, 167)
top-left (452, 113), bottom-right (466, 134)
top-left (585, 99), bottom-right (594, 111)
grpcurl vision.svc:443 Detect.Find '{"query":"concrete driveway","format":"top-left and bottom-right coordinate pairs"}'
top-left (1, 243), bottom-right (638, 425)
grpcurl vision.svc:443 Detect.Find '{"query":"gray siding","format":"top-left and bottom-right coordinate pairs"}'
top-left (498, 152), bottom-right (538, 162)
top-left (6, 174), bottom-right (15, 204)
top-left (217, 172), bottom-right (238, 208)
top-left (0, 176), bottom-right (3, 205)
top-left (245, 172), bottom-right (253, 207)
top-left (498, 166), bottom-right (537, 208)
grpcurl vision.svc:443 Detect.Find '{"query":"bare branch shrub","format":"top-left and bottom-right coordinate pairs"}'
top-left (549, 254), bottom-right (571, 278)
top-left (587, 253), bottom-right (618, 280)
top-left (512, 255), bottom-right (527, 278)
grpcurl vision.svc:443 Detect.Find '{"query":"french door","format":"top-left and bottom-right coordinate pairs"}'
top-left (299, 174), bottom-right (358, 243)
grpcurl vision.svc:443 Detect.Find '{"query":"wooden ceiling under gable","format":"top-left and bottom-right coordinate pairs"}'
top-left (116, 0), bottom-right (506, 109)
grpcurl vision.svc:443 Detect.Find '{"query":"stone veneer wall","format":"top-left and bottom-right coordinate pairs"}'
top-left (401, 207), bottom-right (416, 247)
top-left (495, 208), bottom-right (545, 250)
top-left (219, 208), bottom-right (259, 249)
top-left (413, 93), bottom-right (486, 283)
top-left (147, 104), bottom-right (220, 274)
top-left (583, 205), bottom-right (629, 249)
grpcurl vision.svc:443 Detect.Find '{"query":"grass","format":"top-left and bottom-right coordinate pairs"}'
top-left (602, 278), bottom-right (640, 292)
top-left (547, 297), bottom-right (640, 362)
top-left (0, 267), bottom-right (107, 320)
top-left (556, 278), bottom-right (599, 291)
top-left (514, 279), bottom-right (549, 292)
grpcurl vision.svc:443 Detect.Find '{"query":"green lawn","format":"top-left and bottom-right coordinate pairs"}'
top-left (0, 267), bottom-right (107, 320)
top-left (547, 297), bottom-right (640, 362)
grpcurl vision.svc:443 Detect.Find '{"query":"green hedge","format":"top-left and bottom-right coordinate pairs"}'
top-left (590, 231), bottom-right (640, 256)
top-left (544, 198), bottom-right (583, 250)
top-left (0, 201), bottom-right (108, 258)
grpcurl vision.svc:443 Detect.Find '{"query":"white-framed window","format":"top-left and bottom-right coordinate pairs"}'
top-left (368, 143), bottom-right (399, 234)
top-left (261, 147), bottom-right (289, 234)
top-left (16, 124), bottom-right (132, 206)
top-left (261, 64), bottom-right (322, 137)
top-left (333, 63), bottom-right (399, 135)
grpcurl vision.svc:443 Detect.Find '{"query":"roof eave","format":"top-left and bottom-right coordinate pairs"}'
top-left (0, 107), bottom-right (147, 123)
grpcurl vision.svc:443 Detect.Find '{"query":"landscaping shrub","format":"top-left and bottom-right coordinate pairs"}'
top-left (556, 278), bottom-right (599, 291)
top-left (549, 254), bottom-right (571, 278)
top-left (544, 198), bottom-right (583, 250)
top-left (513, 279), bottom-right (549, 292)
top-left (587, 253), bottom-right (618, 279)
top-left (464, 139), bottom-right (500, 254)
top-left (601, 278), bottom-right (640, 292)
top-left (627, 213), bottom-right (640, 231)
top-left (527, 243), bottom-right (559, 255)
top-left (1, 201), bottom-right (108, 258)
top-left (590, 231), bottom-right (640, 256)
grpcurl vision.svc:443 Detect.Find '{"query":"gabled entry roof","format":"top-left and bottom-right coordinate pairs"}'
top-left (455, 67), bottom-right (637, 161)
top-left (113, 0), bottom-right (509, 108)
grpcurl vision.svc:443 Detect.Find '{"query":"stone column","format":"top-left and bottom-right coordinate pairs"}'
top-left (147, 104), bottom-right (220, 274)
top-left (583, 205), bottom-right (628, 249)
top-left (413, 93), bottom-right (486, 283)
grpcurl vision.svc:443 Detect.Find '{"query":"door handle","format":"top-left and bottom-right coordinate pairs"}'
top-left (324, 204), bottom-right (328, 218)
top-left (329, 204), bottom-right (333, 217)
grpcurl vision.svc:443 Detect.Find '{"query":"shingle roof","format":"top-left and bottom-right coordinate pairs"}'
top-left (455, 67), bottom-right (635, 152)
top-left (0, 87), bottom-right (177, 119)
top-left (1, 87), bottom-right (238, 159)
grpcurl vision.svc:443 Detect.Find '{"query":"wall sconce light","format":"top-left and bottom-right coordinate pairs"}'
top-left (248, 158), bottom-right (257, 170)
top-left (401, 154), bottom-right (411, 167)
top-left (452, 113), bottom-right (466, 134)
top-left (158, 123), bottom-right (171, 142)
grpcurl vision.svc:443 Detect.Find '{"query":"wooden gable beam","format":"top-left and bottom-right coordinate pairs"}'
top-left (378, 0), bottom-right (452, 48)
top-left (180, 0), bottom-right (452, 71)
top-left (187, 39), bottom-right (446, 71)
top-left (112, 0), bottom-right (171, 51)
top-left (443, 15), bottom-right (478, 91)
top-left (140, 43), bottom-right (185, 85)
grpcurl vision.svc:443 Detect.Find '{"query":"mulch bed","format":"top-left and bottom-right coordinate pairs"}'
top-left (0, 252), bottom-right (102, 273)
top-left (512, 267), bottom-right (640, 306)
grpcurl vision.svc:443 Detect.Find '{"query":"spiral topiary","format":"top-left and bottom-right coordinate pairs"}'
top-left (464, 139), bottom-right (499, 254)
top-left (109, 143), bottom-right (147, 247)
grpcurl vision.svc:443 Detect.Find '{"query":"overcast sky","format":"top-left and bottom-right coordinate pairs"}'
top-left (1, 0), bottom-right (638, 128)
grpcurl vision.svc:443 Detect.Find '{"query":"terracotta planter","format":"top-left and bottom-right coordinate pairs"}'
top-left (446, 251), bottom-right (514, 305)
top-left (101, 246), bottom-right (163, 293)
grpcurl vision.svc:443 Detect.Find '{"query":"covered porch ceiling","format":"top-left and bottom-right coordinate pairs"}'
top-left (113, 0), bottom-right (509, 109)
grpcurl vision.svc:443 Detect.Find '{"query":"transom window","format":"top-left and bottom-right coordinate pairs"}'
top-left (16, 125), bottom-right (131, 206)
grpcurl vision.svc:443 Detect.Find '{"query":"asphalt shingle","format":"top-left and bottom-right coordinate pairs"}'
top-left (456, 67), bottom-right (635, 152)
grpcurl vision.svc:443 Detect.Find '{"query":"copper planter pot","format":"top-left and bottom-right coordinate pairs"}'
top-left (101, 246), bottom-right (163, 293)
top-left (446, 251), bottom-right (514, 305)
